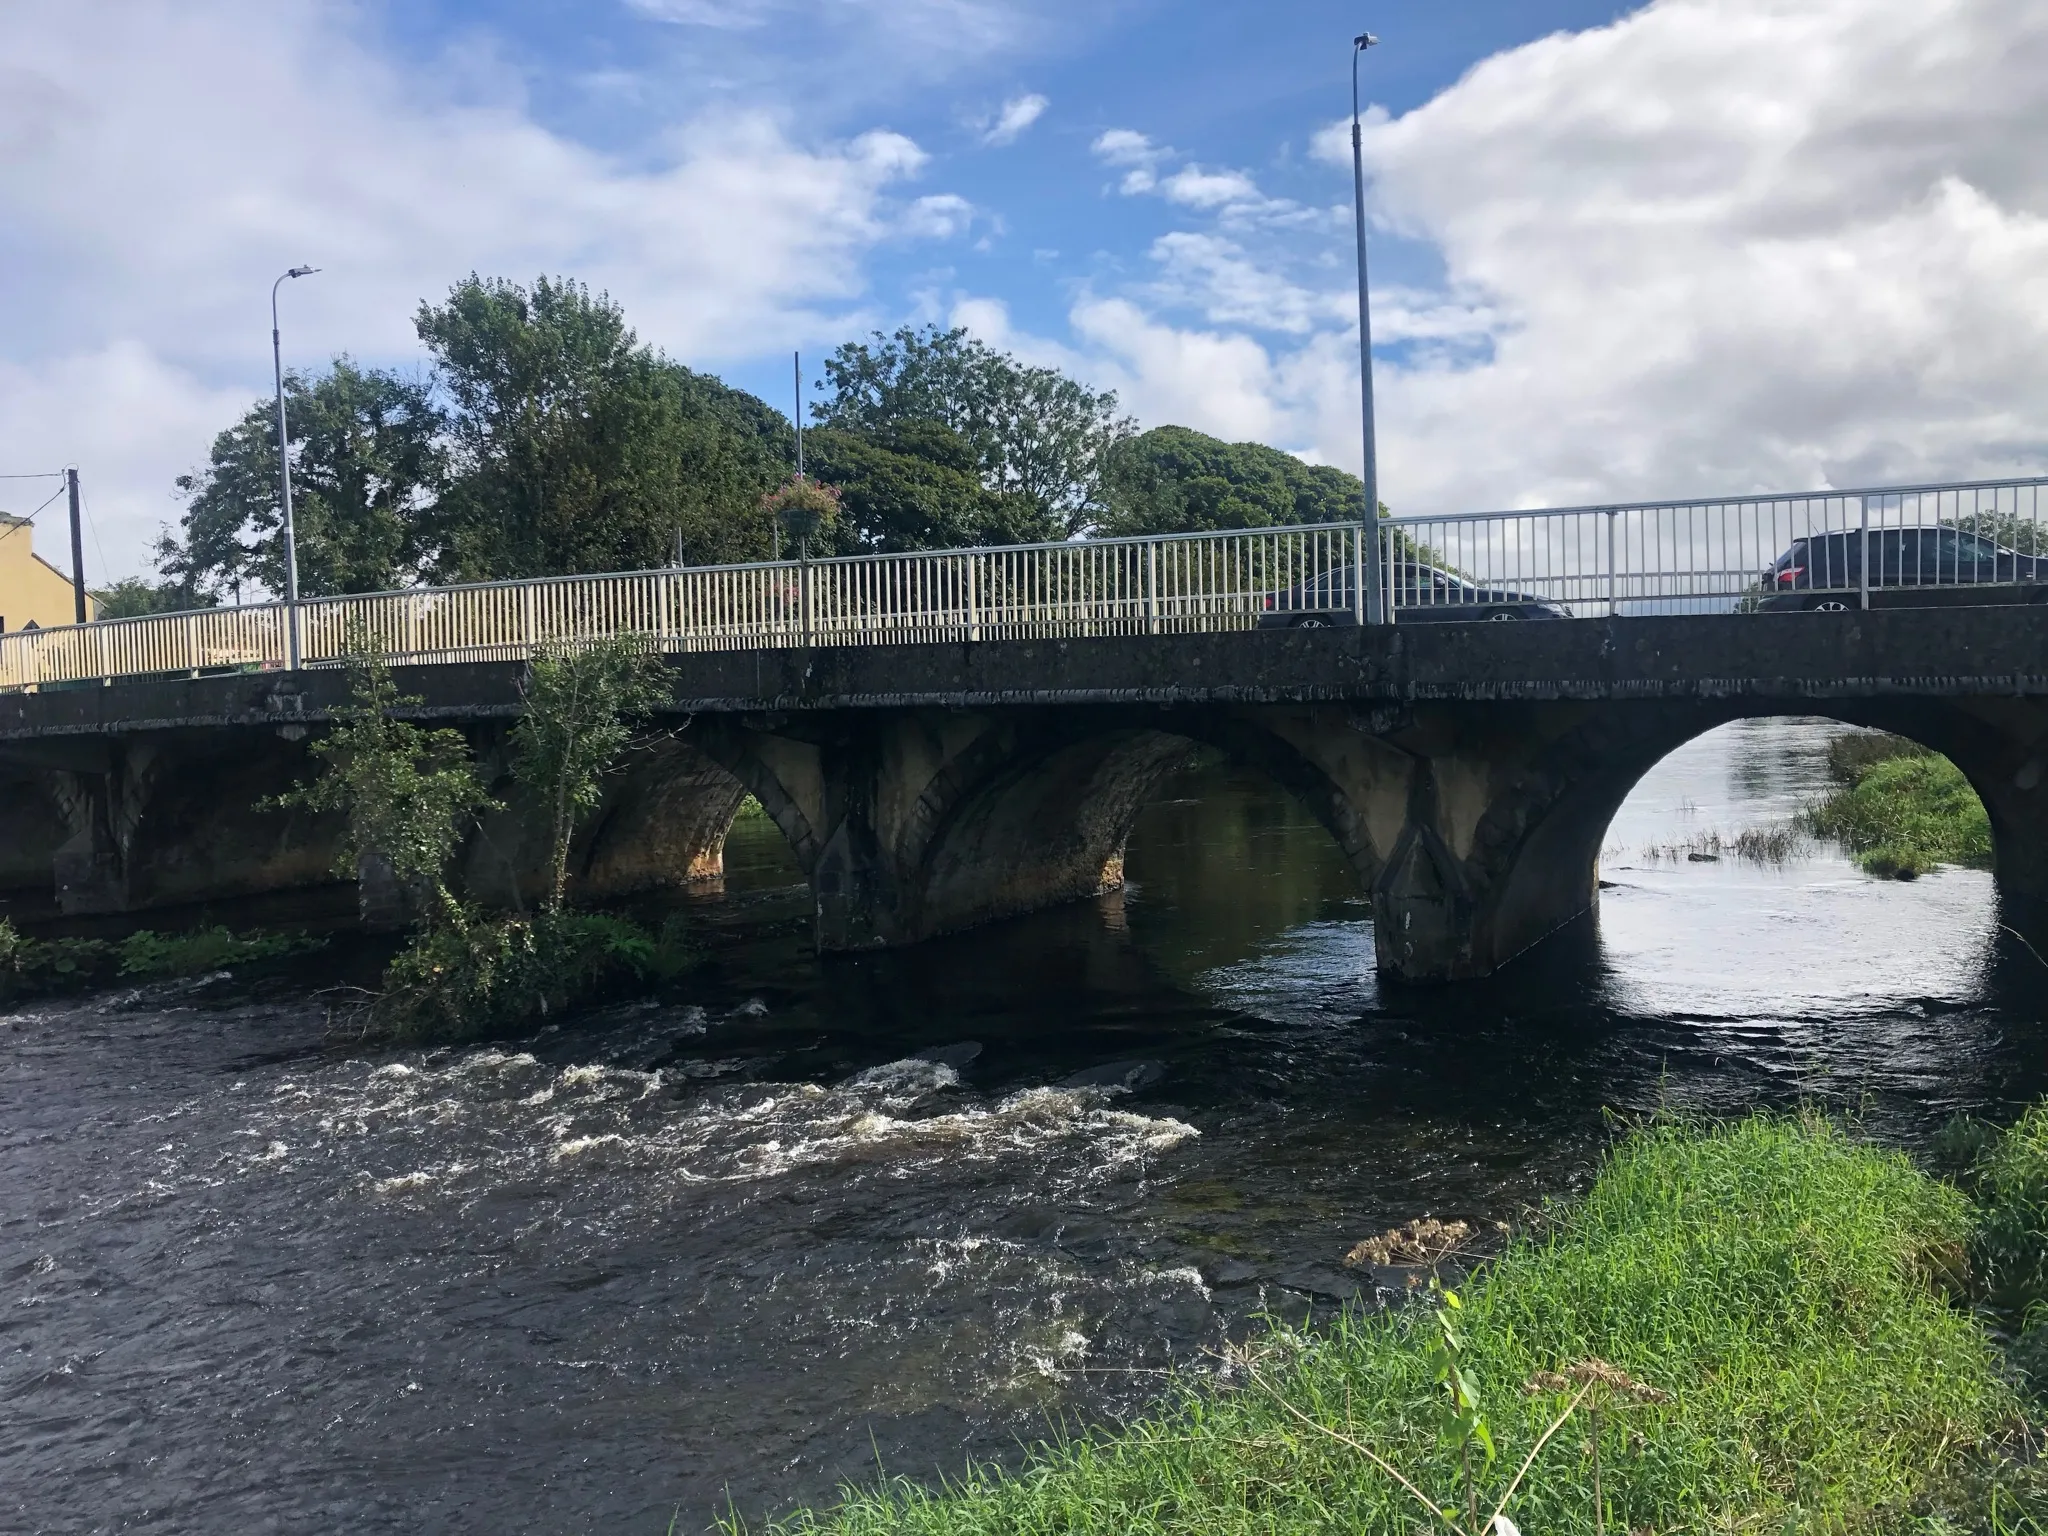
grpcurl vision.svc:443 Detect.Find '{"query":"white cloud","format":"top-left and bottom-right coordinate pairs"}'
top-left (981, 93), bottom-right (1049, 147)
top-left (903, 194), bottom-right (979, 239)
top-left (1057, 0), bottom-right (2048, 515)
top-left (1145, 233), bottom-right (1339, 335)
top-left (1157, 165), bottom-right (1263, 210)
top-left (1089, 129), bottom-right (1158, 167)
top-left (1090, 130), bottom-right (1305, 224)
top-left (0, 0), bottom-right (968, 579)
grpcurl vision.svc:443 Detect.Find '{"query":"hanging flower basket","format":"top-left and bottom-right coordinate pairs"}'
top-left (762, 477), bottom-right (841, 548)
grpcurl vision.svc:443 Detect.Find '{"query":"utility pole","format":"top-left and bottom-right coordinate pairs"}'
top-left (1352, 31), bottom-right (1387, 624)
top-left (66, 467), bottom-right (87, 624)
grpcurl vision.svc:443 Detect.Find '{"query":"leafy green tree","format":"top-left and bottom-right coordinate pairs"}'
top-left (815, 325), bottom-right (1132, 537)
top-left (417, 275), bottom-right (790, 580)
top-left (1100, 425), bottom-right (1375, 536)
top-left (92, 577), bottom-right (213, 619)
top-left (273, 641), bottom-right (495, 923)
top-left (803, 420), bottom-right (1055, 552)
top-left (509, 634), bottom-right (672, 912)
top-left (161, 358), bottom-right (444, 599)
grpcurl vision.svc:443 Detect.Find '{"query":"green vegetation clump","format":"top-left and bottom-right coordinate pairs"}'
top-left (1808, 731), bottom-right (1991, 878)
top-left (0, 917), bottom-right (323, 1000)
top-left (286, 635), bottom-right (702, 1044)
top-left (371, 907), bottom-right (699, 1043)
top-left (743, 1115), bottom-right (2022, 1536)
top-left (1944, 1103), bottom-right (2048, 1400)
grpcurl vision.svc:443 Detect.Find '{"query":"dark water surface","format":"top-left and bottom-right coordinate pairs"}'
top-left (5, 718), bottom-right (2045, 1533)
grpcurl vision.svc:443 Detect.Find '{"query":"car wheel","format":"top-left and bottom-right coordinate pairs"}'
top-left (1487, 611), bottom-right (1520, 622)
top-left (1811, 599), bottom-right (1852, 613)
top-left (1294, 616), bottom-right (1332, 629)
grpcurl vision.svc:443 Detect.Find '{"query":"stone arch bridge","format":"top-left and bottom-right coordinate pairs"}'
top-left (2, 610), bottom-right (2043, 983)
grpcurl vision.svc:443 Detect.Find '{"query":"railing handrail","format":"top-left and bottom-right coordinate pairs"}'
top-left (10, 471), bottom-right (2042, 637)
top-left (1382, 474), bottom-right (2048, 526)
top-left (3, 470), bottom-right (2042, 691)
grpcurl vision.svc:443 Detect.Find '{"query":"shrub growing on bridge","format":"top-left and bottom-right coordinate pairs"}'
top-left (273, 639), bottom-right (497, 921)
top-left (510, 633), bottom-right (672, 913)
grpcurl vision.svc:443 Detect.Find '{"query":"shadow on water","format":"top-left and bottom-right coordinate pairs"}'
top-left (2, 718), bottom-right (2045, 1533)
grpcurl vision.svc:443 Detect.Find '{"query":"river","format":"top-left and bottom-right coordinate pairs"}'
top-left (3, 717), bottom-right (2043, 1533)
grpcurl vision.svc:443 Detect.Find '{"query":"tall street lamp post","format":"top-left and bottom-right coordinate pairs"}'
top-left (272, 265), bottom-right (318, 668)
top-left (1351, 31), bottom-right (1386, 624)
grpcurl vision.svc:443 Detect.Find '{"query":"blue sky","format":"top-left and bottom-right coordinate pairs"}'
top-left (369, 0), bottom-right (1629, 406)
top-left (4, 0), bottom-right (2046, 581)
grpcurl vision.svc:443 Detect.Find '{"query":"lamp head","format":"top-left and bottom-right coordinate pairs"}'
top-left (287, 265), bottom-right (319, 279)
top-left (1355, 32), bottom-right (1377, 49)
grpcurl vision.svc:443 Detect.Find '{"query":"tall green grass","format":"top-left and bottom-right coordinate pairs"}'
top-left (1947, 1103), bottom-right (2048, 1403)
top-left (1808, 732), bottom-right (1992, 878)
top-left (741, 1116), bottom-right (2019, 1535)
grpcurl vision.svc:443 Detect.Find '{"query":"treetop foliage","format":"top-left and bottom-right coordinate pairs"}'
top-left (151, 283), bottom-right (1369, 609)
top-left (416, 275), bottom-right (789, 582)
top-left (802, 420), bottom-right (1055, 553)
top-left (165, 357), bottom-right (442, 599)
top-left (815, 325), bottom-right (1133, 537)
top-left (1100, 425), bottom-right (1376, 536)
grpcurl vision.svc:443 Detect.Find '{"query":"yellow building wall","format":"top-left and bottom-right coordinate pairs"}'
top-left (0, 518), bottom-right (95, 632)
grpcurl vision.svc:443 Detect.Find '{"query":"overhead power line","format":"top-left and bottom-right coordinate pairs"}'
top-left (4, 484), bottom-right (69, 522)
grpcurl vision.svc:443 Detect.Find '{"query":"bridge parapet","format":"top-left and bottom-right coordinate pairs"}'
top-left (3, 475), bottom-right (2043, 694)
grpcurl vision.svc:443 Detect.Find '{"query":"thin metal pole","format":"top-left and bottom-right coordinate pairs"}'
top-left (272, 266), bottom-right (317, 669)
top-left (1859, 496), bottom-right (1871, 611)
top-left (1606, 509), bottom-right (1618, 617)
top-left (65, 468), bottom-right (87, 624)
top-left (794, 351), bottom-right (804, 479)
top-left (1352, 32), bottom-right (1386, 626)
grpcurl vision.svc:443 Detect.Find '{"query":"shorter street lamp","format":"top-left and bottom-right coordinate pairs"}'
top-left (272, 264), bottom-right (319, 667)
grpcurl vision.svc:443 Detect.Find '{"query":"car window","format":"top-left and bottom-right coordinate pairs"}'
top-left (1937, 529), bottom-right (1998, 564)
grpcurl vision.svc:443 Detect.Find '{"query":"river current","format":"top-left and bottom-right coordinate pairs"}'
top-left (4, 718), bottom-right (2044, 1532)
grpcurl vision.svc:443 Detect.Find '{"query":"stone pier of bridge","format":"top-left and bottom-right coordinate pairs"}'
top-left (3, 609), bottom-right (2045, 983)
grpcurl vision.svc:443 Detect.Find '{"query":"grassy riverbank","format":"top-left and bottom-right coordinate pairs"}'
top-left (0, 916), bottom-right (324, 1001)
top-left (1809, 732), bottom-right (1993, 878)
top-left (743, 1113), bottom-right (2048, 1535)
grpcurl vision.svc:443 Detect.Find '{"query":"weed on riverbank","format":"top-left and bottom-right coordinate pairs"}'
top-left (1942, 1103), bottom-right (2048, 1406)
top-left (1640, 823), bottom-right (1808, 865)
top-left (0, 917), bottom-right (325, 1001)
top-left (1808, 731), bottom-right (1992, 878)
top-left (739, 1114), bottom-right (2041, 1535)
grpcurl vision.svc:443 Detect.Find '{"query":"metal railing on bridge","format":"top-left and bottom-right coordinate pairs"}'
top-left (2, 473), bottom-right (2042, 692)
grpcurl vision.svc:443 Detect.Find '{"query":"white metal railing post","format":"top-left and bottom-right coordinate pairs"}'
top-left (800, 552), bottom-right (813, 648)
top-left (1354, 522), bottom-right (1367, 626)
top-left (1382, 520), bottom-right (1397, 624)
top-left (1606, 509), bottom-right (1619, 618)
top-left (965, 552), bottom-right (980, 643)
top-left (1859, 497), bottom-right (1871, 611)
top-left (1145, 541), bottom-right (1159, 635)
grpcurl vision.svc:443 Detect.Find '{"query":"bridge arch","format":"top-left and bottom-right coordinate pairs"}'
top-left (584, 706), bottom-right (1417, 951)
top-left (1449, 697), bottom-right (2048, 985)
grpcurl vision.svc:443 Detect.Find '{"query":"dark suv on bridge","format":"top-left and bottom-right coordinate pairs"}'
top-left (1759, 527), bottom-right (2048, 611)
top-left (1259, 563), bottom-right (1571, 626)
